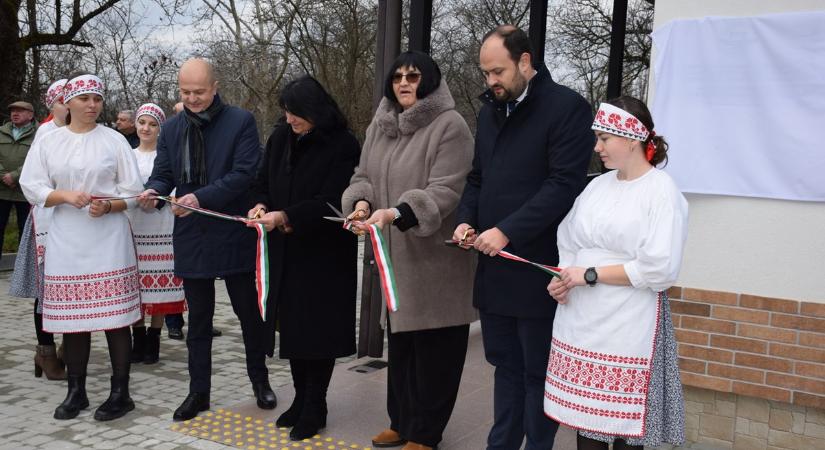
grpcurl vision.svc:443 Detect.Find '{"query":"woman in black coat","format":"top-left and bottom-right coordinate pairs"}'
top-left (247, 76), bottom-right (359, 441)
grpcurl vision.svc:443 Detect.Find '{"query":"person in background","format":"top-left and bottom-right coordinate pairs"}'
top-left (343, 51), bottom-right (476, 450)
top-left (116, 109), bottom-right (140, 148)
top-left (128, 103), bottom-right (186, 364)
top-left (0, 100), bottom-right (37, 260)
top-left (545, 96), bottom-right (687, 450)
top-left (20, 73), bottom-right (145, 421)
top-left (8, 80), bottom-right (68, 382)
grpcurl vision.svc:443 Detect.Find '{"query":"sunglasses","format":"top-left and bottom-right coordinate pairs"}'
top-left (392, 72), bottom-right (422, 84)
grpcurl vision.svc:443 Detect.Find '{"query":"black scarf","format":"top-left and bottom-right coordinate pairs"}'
top-left (180, 94), bottom-right (225, 185)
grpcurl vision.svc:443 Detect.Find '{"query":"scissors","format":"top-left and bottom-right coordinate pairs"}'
top-left (323, 202), bottom-right (347, 223)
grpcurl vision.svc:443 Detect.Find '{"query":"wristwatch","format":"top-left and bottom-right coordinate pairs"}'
top-left (584, 267), bottom-right (598, 286)
top-left (390, 207), bottom-right (402, 224)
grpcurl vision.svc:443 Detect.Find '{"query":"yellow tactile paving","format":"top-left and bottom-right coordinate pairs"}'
top-left (169, 409), bottom-right (372, 450)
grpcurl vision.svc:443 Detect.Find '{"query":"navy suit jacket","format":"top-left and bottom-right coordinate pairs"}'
top-left (457, 66), bottom-right (594, 318)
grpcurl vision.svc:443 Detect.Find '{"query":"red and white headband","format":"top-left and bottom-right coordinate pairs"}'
top-left (44, 79), bottom-right (68, 108)
top-left (592, 103), bottom-right (650, 141)
top-left (63, 74), bottom-right (105, 103)
top-left (136, 103), bottom-right (166, 126)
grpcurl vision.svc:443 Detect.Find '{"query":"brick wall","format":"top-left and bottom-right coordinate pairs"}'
top-left (669, 286), bottom-right (825, 410)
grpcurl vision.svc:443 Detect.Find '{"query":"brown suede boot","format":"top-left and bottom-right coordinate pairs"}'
top-left (401, 443), bottom-right (433, 450)
top-left (372, 429), bottom-right (406, 448)
top-left (35, 345), bottom-right (67, 380)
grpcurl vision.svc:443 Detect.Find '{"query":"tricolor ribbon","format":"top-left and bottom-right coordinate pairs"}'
top-left (153, 195), bottom-right (269, 320)
top-left (359, 223), bottom-right (399, 312)
top-left (446, 240), bottom-right (562, 278)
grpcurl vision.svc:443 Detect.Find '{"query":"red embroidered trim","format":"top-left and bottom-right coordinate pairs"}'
top-left (545, 376), bottom-right (645, 405)
top-left (142, 300), bottom-right (186, 315)
top-left (139, 273), bottom-right (183, 289)
top-left (42, 302), bottom-right (141, 321)
top-left (138, 254), bottom-right (174, 262)
top-left (44, 297), bottom-right (139, 310)
top-left (548, 350), bottom-right (649, 394)
top-left (44, 266), bottom-right (137, 282)
top-left (44, 269), bottom-right (139, 301)
top-left (552, 338), bottom-right (649, 366)
top-left (544, 391), bottom-right (643, 420)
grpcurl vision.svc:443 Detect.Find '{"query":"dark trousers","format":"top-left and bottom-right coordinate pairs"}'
top-left (387, 323), bottom-right (469, 447)
top-left (165, 313), bottom-right (184, 329)
top-left (480, 311), bottom-right (559, 450)
top-left (0, 200), bottom-right (28, 258)
top-left (184, 273), bottom-right (268, 393)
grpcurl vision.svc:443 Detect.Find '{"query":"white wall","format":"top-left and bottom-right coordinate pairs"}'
top-left (652, 0), bottom-right (825, 303)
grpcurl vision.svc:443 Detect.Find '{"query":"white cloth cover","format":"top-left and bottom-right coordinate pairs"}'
top-left (544, 169), bottom-right (688, 437)
top-left (19, 126), bottom-right (144, 333)
top-left (651, 10), bottom-right (825, 202)
top-left (128, 149), bottom-right (184, 308)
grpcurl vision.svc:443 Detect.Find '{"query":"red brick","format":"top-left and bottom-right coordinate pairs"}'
top-left (769, 343), bottom-right (825, 363)
top-left (766, 373), bottom-right (825, 395)
top-left (795, 361), bottom-right (825, 379)
top-left (675, 329), bottom-right (709, 346)
top-left (710, 335), bottom-right (768, 354)
top-left (683, 288), bottom-right (738, 305)
top-left (671, 313), bottom-right (681, 328)
top-left (735, 353), bottom-right (793, 373)
top-left (771, 313), bottom-right (825, 332)
top-left (678, 344), bottom-right (734, 363)
top-left (801, 302), bottom-right (825, 318)
top-left (799, 332), bottom-right (825, 349)
top-left (732, 381), bottom-right (791, 402)
top-left (679, 357), bottom-right (707, 374)
top-left (707, 363), bottom-right (765, 383)
top-left (711, 306), bottom-right (770, 325)
top-left (671, 300), bottom-right (711, 317)
top-left (740, 294), bottom-right (799, 313)
top-left (667, 286), bottom-right (682, 299)
top-left (681, 372), bottom-right (731, 392)
top-left (794, 392), bottom-right (825, 409)
top-left (737, 323), bottom-right (797, 344)
top-left (681, 316), bottom-right (736, 335)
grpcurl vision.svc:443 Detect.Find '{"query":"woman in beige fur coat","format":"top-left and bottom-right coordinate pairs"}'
top-left (342, 51), bottom-right (476, 450)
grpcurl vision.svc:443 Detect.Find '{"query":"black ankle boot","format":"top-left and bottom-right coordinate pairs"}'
top-left (289, 391), bottom-right (327, 440)
top-left (94, 376), bottom-right (135, 421)
top-left (131, 327), bottom-right (146, 363)
top-left (54, 375), bottom-right (89, 420)
top-left (173, 392), bottom-right (210, 421)
top-left (276, 387), bottom-right (305, 428)
top-left (144, 327), bottom-right (161, 364)
top-left (253, 381), bottom-right (277, 409)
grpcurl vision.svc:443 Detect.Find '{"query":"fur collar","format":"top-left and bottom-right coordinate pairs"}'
top-left (374, 80), bottom-right (455, 137)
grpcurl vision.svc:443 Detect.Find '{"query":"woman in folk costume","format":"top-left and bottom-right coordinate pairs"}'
top-left (545, 96), bottom-right (688, 450)
top-left (9, 78), bottom-right (69, 381)
top-left (128, 103), bottom-right (185, 365)
top-left (19, 73), bottom-right (145, 421)
top-left (247, 76), bottom-right (359, 441)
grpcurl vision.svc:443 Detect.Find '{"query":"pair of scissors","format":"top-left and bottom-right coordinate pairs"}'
top-left (323, 202), bottom-right (347, 223)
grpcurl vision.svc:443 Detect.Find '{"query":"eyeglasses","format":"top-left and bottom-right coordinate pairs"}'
top-left (392, 72), bottom-right (422, 84)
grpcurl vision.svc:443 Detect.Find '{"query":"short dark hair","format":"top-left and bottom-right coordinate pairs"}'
top-left (279, 75), bottom-right (348, 131)
top-left (383, 51), bottom-right (442, 103)
top-left (482, 25), bottom-right (533, 64)
top-left (605, 95), bottom-right (670, 167)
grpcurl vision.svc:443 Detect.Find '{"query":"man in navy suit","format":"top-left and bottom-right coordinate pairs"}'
top-left (454, 25), bottom-right (594, 449)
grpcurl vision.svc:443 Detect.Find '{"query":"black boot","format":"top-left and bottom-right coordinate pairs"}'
top-left (173, 392), bottom-right (210, 421)
top-left (94, 376), bottom-right (135, 421)
top-left (54, 375), bottom-right (89, 420)
top-left (276, 360), bottom-right (306, 427)
top-left (143, 327), bottom-right (161, 364)
top-left (253, 381), bottom-right (277, 409)
top-left (131, 327), bottom-right (146, 363)
top-left (289, 360), bottom-right (332, 441)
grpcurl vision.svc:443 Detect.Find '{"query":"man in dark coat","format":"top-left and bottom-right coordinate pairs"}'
top-left (140, 58), bottom-right (276, 421)
top-left (454, 26), bottom-right (594, 449)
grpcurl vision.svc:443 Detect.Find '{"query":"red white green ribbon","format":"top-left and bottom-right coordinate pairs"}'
top-left (153, 195), bottom-right (270, 320)
top-left (367, 224), bottom-right (399, 312)
top-left (497, 250), bottom-right (562, 278)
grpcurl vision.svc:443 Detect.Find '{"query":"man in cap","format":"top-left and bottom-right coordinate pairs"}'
top-left (0, 101), bottom-right (37, 259)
